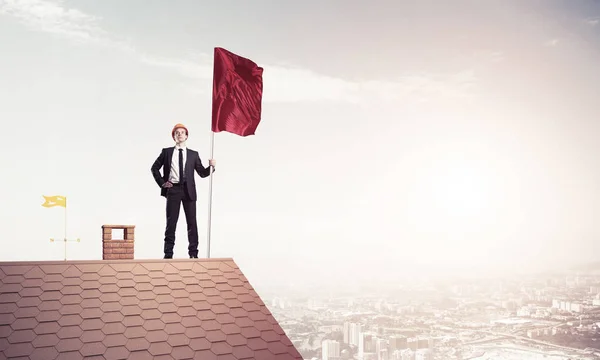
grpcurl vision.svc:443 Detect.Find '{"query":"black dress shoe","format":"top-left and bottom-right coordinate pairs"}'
top-left (190, 255), bottom-right (198, 259)
top-left (164, 255), bottom-right (173, 259)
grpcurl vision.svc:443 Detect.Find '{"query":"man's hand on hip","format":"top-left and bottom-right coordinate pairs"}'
top-left (162, 181), bottom-right (173, 188)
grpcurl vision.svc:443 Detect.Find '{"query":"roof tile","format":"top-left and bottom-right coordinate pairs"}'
top-left (80, 330), bottom-right (104, 343)
top-left (55, 337), bottom-right (83, 352)
top-left (55, 350), bottom-right (79, 360)
top-left (103, 333), bottom-right (128, 347)
top-left (120, 296), bottom-right (139, 306)
top-left (211, 340), bottom-right (233, 355)
top-left (30, 345), bottom-right (59, 360)
top-left (177, 306), bottom-right (196, 317)
top-left (4, 341), bottom-right (33, 357)
top-left (226, 333), bottom-right (247, 347)
top-left (125, 337), bottom-right (150, 352)
top-left (194, 348), bottom-right (219, 360)
top-left (31, 333), bottom-right (59, 348)
top-left (80, 298), bottom-right (102, 309)
top-left (56, 325), bottom-right (82, 339)
top-left (161, 312), bottom-right (182, 324)
top-left (231, 344), bottom-right (254, 359)
top-left (33, 321), bottom-right (59, 334)
top-left (0, 258), bottom-right (302, 359)
top-left (7, 329), bottom-right (35, 344)
top-left (123, 315), bottom-right (144, 327)
top-left (221, 323), bottom-right (242, 336)
top-left (123, 326), bottom-right (146, 339)
top-left (165, 323), bottom-right (186, 335)
top-left (148, 341), bottom-right (172, 356)
top-left (171, 345), bottom-right (194, 359)
top-left (205, 329), bottom-right (227, 343)
top-left (184, 325), bottom-right (206, 339)
top-left (58, 304), bottom-right (82, 316)
top-left (104, 345), bottom-right (130, 359)
top-left (128, 349), bottom-right (154, 360)
top-left (57, 314), bottom-right (82, 327)
top-left (158, 302), bottom-right (178, 313)
top-left (146, 329), bottom-right (168, 343)
top-left (167, 334), bottom-right (189, 347)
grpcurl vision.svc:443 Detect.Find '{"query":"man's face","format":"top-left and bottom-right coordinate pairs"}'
top-left (174, 129), bottom-right (187, 143)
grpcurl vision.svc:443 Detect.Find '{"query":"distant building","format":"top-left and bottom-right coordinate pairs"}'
top-left (394, 348), bottom-right (414, 360)
top-left (343, 322), bottom-right (362, 346)
top-left (376, 338), bottom-right (389, 360)
top-left (359, 332), bottom-right (377, 358)
top-left (415, 348), bottom-right (432, 360)
top-left (552, 298), bottom-right (583, 313)
top-left (388, 335), bottom-right (408, 352)
top-left (322, 339), bottom-right (341, 360)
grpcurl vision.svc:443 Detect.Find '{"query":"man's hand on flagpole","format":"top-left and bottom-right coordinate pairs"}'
top-left (209, 159), bottom-right (216, 169)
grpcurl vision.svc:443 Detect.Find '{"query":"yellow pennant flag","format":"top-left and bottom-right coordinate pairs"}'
top-left (42, 195), bottom-right (67, 208)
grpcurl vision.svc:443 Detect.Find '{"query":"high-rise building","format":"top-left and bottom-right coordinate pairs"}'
top-left (407, 337), bottom-right (418, 350)
top-left (415, 348), bottom-right (432, 360)
top-left (397, 348), bottom-right (414, 360)
top-left (359, 332), bottom-right (377, 358)
top-left (376, 338), bottom-right (388, 360)
top-left (379, 348), bottom-right (389, 360)
top-left (344, 322), bottom-right (350, 344)
top-left (322, 339), bottom-right (341, 360)
top-left (351, 324), bottom-right (362, 346)
top-left (343, 322), bottom-right (362, 346)
top-left (389, 335), bottom-right (407, 352)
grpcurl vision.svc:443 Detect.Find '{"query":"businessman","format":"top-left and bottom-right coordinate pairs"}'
top-left (151, 123), bottom-right (215, 259)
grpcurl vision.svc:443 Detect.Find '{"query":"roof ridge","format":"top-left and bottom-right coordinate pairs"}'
top-left (0, 257), bottom-right (236, 266)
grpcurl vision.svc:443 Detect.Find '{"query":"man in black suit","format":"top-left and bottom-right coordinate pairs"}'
top-left (151, 123), bottom-right (215, 259)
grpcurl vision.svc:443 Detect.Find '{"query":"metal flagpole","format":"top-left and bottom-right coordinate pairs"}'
top-left (48, 195), bottom-right (80, 261)
top-left (64, 202), bottom-right (67, 261)
top-left (206, 131), bottom-right (215, 258)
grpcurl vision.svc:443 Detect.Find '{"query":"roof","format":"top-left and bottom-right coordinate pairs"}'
top-left (0, 258), bottom-right (303, 360)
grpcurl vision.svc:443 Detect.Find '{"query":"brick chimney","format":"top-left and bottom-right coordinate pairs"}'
top-left (102, 225), bottom-right (135, 260)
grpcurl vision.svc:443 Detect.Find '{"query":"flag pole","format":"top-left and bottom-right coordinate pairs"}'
top-left (64, 199), bottom-right (67, 261)
top-left (206, 131), bottom-right (215, 258)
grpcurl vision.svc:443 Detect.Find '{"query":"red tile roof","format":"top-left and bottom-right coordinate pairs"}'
top-left (0, 258), bottom-right (302, 360)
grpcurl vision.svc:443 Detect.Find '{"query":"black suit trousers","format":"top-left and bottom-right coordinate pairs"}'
top-left (164, 184), bottom-right (198, 257)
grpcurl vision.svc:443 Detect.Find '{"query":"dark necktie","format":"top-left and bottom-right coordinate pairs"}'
top-left (178, 149), bottom-right (184, 184)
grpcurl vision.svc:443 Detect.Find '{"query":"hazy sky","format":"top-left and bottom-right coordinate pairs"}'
top-left (1, 0), bottom-right (600, 290)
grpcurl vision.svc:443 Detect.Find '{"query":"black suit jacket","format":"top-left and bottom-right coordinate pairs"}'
top-left (151, 147), bottom-right (214, 201)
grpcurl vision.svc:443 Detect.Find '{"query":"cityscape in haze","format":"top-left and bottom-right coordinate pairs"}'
top-left (265, 264), bottom-right (600, 359)
top-left (2, 0), bottom-right (600, 359)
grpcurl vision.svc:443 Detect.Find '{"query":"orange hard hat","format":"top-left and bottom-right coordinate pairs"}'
top-left (172, 123), bottom-right (188, 138)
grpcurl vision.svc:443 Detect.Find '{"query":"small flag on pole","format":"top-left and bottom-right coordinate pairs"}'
top-left (41, 195), bottom-right (66, 208)
top-left (211, 47), bottom-right (264, 137)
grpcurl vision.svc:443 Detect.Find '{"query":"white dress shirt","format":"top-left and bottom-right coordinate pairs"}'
top-left (169, 144), bottom-right (187, 184)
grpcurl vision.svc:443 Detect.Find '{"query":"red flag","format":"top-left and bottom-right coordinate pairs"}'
top-left (211, 47), bottom-right (264, 137)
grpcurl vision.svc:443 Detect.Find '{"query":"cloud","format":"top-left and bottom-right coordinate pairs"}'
top-left (1, 0), bottom-right (479, 105)
top-left (138, 55), bottom-right (212, 80)
top-left (0, 0), bottom-right (134, 54)
top-left (143, 56), bottom-right (478, 104)
top-left (544, 38), bottom-right (560, 47)
top-left (584, 17), bottom-right (599, 27)
top-left (264, 67), bottom-right (478, 104)
top-left (1, 0), bottom-right (105, 43)
top-left (489, 51), bottom-right (505, 63)
top-left (359, 70), bottom-right (478, 102)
